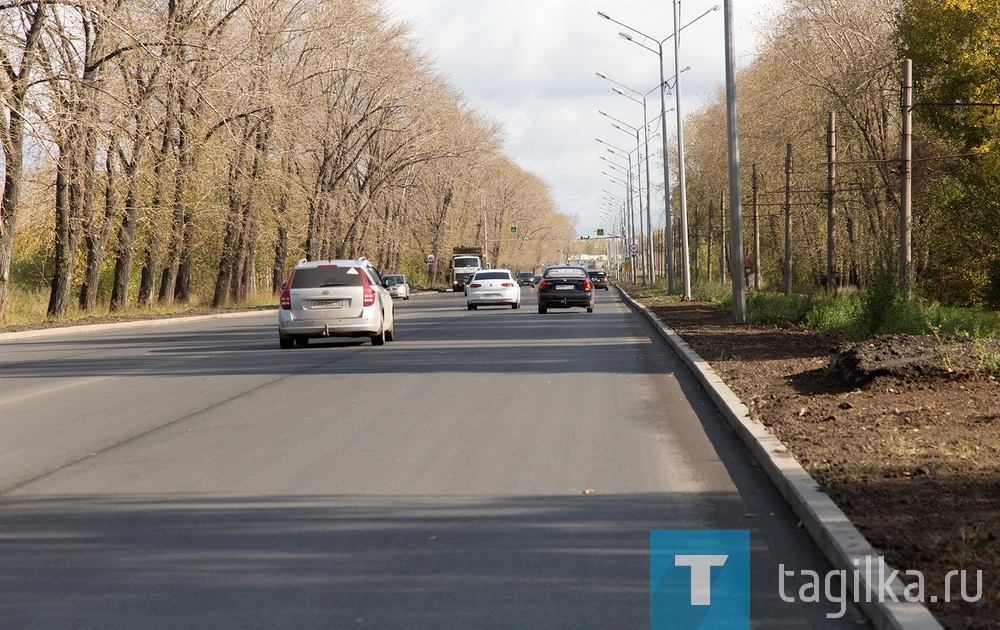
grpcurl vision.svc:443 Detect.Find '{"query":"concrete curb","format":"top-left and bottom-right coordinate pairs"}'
top-left (617, 286), bottom-right (943, 630)
top-left (0, 309), bottom-right (275, 343)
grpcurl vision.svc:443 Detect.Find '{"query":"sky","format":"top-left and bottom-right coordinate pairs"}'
top-left (384, 0), bottom-right (783, 237)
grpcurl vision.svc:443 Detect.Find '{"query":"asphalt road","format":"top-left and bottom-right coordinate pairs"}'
top-left (0, 289), bottom-right (869, 628)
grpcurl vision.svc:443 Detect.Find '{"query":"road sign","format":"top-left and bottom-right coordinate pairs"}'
top-left (629, 243), bottom-right (639, 254)
top-left (596, 228), bottom-right (605, 236)
top-left (510, 226), bottom-right (518, 234)
top-left (426, 254), bottom-right (435, 263)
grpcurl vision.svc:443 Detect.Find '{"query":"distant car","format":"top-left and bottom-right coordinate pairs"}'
top-left (537, 265), bottom-right (594, 314)
top-left (384, 274), bottom-right (410, 300)
top-left (467, 269), bottom-right (521, 310)
top-left (517, 272), bottom-right (535, 287)
top-left (588, 270), bottom-right (610, 290)
top-left (278, 257), bottom-right (395, 348)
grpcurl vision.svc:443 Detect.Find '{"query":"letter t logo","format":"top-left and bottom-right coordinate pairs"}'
top-left (674, 555), bottom-right (730, 605)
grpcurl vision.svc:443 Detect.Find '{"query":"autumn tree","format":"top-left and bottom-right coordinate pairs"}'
top-left (684, 0), bottom-right (904, 291)
top-left (0, 0), bottom-right (46, 315)
top-left (898, 0), bottom-right (1000, 304)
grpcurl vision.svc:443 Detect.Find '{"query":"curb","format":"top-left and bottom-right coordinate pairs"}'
top-left (617, 286), bottom-right (943, 630)
top-left (0, 309), bottom-right (275, 343)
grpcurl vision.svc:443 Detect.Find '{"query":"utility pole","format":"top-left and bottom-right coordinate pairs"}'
top-left (707, 199), bottom-right (713, 283)
top-left (900, 59), bottom-right (913, 300)
top-left (827, 112), bottom-right (837, 294)
top-left (752, 164), bottom-right (761, 291)
top-left (783, 143), bottom-right (793, 296)
top-left (719, 191), bottom-right (727, 282)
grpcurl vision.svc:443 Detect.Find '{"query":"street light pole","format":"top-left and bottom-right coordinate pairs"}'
top-left (600, 12), bottom-right (673, 292)
top-left (597, 73), bottom-right (655, 284)
top-left (598, 117), bottom-right (646, 283)
top-left (601, 142), bottom-right (638, 283)
top-left (723, 0), bottom-right (746, 322)
top-left (599, 5), bottom-right (720, 297)
top-left (599, 138), bottom-right (639, 280)
top-left (673, 0), bottom-right (692, 300)
top-left (613, 87), bottom-right (654, 285)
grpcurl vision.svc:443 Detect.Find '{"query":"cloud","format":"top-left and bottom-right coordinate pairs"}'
top-left (388, 0), bottom-right (780, 235)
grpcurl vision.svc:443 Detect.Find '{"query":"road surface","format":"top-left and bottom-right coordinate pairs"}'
top-left (0, 289), bottom-right (868, 628)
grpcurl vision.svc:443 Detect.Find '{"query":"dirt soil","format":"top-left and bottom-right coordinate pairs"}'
top-left (635, 297), bottom-right (1000, 629)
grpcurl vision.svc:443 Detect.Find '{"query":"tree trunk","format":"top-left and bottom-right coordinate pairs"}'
top-left (80, 152), bottom-right (119, 310)
top-left (271, 159), bottom-right (293, 292)
top-left (110, 160), bottom-right (142, 312)
top-left (48, 156), bottom-right (75, 318)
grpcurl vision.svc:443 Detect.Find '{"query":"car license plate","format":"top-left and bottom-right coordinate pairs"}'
top-left (555, 285), bottom-right (573, 290)
top-left (312, 299), bottom-right (343, 308)
top-left (485, 293), bottom-right (502, 298)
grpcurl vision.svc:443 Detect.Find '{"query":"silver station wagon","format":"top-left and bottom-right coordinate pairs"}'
top-left (278, 258), bottom-right (396, 348)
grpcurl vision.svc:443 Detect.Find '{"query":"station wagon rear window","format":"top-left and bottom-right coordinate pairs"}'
top-left (290, 266), bottom-right (363, 288)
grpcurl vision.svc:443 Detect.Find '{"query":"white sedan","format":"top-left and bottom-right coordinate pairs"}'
top-left (466, 270), bottom-right (521, 310)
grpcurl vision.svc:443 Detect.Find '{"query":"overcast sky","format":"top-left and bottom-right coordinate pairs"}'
top-left (385, 0), bottom-right (783, 237)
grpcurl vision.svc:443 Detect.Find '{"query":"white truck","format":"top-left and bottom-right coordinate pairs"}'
top-left (450, 246), bottom-right (483, 292)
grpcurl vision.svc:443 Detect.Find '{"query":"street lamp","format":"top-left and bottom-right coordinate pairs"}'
top-left (602, 169), bottom-right (637, 283)
top-left (599, 4), bottom-right (721, 299)
top-left (597, 135), bottom-right (641, 282)
top-left (600, 153), bottom-right (634, 248)
top-left (596, 73), bottom-right (656, 284)
top-left (602, 125), bottom-right (649, 284)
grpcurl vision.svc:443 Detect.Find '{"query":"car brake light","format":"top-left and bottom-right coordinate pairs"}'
top-left (501, 282), bottom-right (514, 287)
top-left (360, 270), bottom-right (376, 307)
top-left (280, 271), bottom-right (294, 309)
top-left (583, 280), bottom-right (592, 290)
top-left (539, 280), bottom-right (548, 290)
top-left (469, 283), bottom-right (482, 288)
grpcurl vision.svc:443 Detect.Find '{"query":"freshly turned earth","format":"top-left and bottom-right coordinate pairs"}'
top-left (639, 298), bottom-right (1000, 629)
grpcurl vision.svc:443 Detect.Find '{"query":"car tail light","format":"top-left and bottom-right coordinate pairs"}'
top-left (469, 283), bottom-right (482, 288)
top-left (279, 271), bottom-right (294, 309)
top-left (501, 282), bottom-right (514, 287)
top-left (583, 280), bottom-right (592, 291)
top-left (361, 270), bottom-right (376, 307)
top-left (539, 280), bottom-right (549, 290)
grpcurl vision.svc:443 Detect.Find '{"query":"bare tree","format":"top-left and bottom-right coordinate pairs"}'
top-left (0, 0), bottom-right (46, 314)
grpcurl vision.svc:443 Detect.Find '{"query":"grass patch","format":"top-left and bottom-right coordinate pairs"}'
top-left (1, 286), bottom-right (277, 328)
top-left (624, 277), bottom-right (1000, 341)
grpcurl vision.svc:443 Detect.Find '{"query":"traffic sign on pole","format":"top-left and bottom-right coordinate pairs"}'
top-left (629, 243), bottom-right (639, 254)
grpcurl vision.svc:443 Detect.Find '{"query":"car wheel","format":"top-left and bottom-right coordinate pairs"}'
top-left (605, 286), bottom-right (610, 291)
top-left (385, 325), bottom-right (395, 342)
top-left (294, 337), bottom-right (309, 347)
top-left (511, 302), bottom-right (518, 309)
top-left (587, 306), bottom-right (594, 313)
top-left (538, 306), bottom-right (547, 314)
top-left (279, 336), bottom-right (294, 349)
top-left (371, 325), bottom-right (386, 346)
